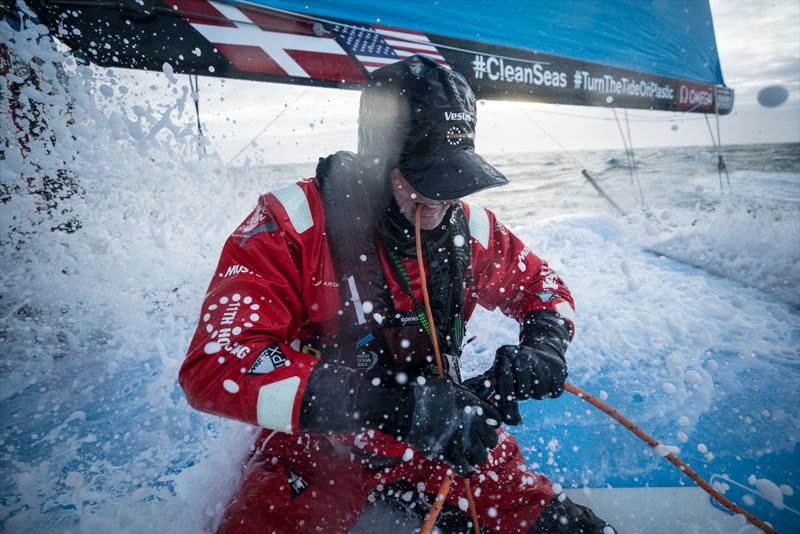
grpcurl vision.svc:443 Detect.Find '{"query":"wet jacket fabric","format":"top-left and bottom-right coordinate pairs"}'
top-left (180, 177), bottom-right (574, 434)
top-left (179, 176), bottom-right (576, 532)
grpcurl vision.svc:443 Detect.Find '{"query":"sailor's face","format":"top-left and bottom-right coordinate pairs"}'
top-left (390, 168), bottom-right (451, 230)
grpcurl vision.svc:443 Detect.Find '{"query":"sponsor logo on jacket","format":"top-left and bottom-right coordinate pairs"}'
top-left (288, 469), bottom-right (309, 500)
top-left (223, 264), bottom-right (252, 278)
top-left (248, 344), bottom-right (288, 374)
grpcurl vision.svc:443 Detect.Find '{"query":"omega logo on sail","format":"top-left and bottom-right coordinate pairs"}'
top-left (678, 84), bottom-right (714, 107)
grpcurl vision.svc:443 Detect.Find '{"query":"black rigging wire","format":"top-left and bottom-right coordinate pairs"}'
top-left (624, 109), bottom-right (646, 207)
top-left (188, 74), bottom-right (206, 155)
top-left (226, 88), bottom-right (310, 166)
top-left (611, 108), bottom-right (646, 208)
top-left (704, 113), bottom-right (730, 193)
top-left (525, 112), bottom-right (629, 218)
top-left (531, 104), bottom-right (708, 123)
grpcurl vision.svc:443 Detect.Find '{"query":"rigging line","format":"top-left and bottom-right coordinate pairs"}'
top-left (611, 108), bottom-right (641, 205)
top-left (525, 112), bottom-right (628, 218)
top-left (226, 88), bottom-right (310, 167)
top-left (611, 108), bottom-right (636, 190)
top-left (582, 170), bottom-right (628, 217)
top-left (624, 109), bottom-right (646, 207)
top-left (703, 114), bottom-right (719, 150)
top-left (523, 112), bottom-right (588, 169)
top-left (528, 108), bottom-right (709, 123)
top-left (611, 108), bottom-right (647, 209)
top-left (531, 99), bottom-right (707, 122)
top-left (714, 96), bottom-right (731, 189)
top-left (188, 74), bottom-right (206, 155)
top-left (704, 113), bottom-right (729, 193)
top-left (625, 100), bottom-right (704, 119)
top-left (703, 113), bottom-right (723, 191)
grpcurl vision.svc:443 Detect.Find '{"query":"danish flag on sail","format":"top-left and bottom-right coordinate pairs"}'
top-left (174, 0), bottom-right (366, 81)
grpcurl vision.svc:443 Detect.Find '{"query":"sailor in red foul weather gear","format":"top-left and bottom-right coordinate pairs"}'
top-left (180, 56), bottom-right (612, 533)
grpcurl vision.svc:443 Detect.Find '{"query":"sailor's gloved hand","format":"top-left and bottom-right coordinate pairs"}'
top-left (395, 377), bottom-right (502, 476)
top-left (491, 310), bottom-right (572, 425)
top-left (492, 345), bottom-right (567, 424)
top-left (299, 364), bottom-right (501, 476)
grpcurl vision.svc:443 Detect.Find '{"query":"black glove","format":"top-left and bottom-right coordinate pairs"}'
top-left (300, 364), bottom-right (501, 476)
top-left (492, 310), bottom-right (571, 424)
top-left (399, 377), bottom-right (502, 476)
top-left (492, 345), bottom-right (567, 424)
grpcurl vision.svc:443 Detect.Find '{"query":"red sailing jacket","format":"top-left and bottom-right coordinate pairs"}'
top-left (179, 177), bottom-right (575, 445)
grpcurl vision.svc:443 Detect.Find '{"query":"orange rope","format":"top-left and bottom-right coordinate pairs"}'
top-left (409, 205), bottom-right (771, 532)
top-left (421, 471), bottom-right (454, 534)
top-left (413, 204), bottom-right (445, 377)
top-left (564, 383), bottom-right (778, 534)
top-left (409, 205), bottom-right (772, 533)
top-left (464, 478), bottom-right (481, 534)
top-left (414, 204), bottom-right (481, 534)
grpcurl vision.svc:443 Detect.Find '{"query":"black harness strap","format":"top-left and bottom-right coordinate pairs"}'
top-left (316, 152), bottom-right (390, 369)
top-left (315, 152), bottom-right (473, 376)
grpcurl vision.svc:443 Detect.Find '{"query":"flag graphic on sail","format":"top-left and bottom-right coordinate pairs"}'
top-left (329, 23), bottom-right (450, 72)
top-left (176, 0), bottom-right (365, 81)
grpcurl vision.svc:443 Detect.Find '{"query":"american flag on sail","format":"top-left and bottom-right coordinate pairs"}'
top-left (330, 23), bottom-right (450, 72)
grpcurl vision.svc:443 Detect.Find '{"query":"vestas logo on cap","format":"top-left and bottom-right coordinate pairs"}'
top-left (444, 111), bottom-right (474, 122)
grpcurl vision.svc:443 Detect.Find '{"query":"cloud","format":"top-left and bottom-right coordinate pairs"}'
top-left (710, 0), bottom-right (800, 103)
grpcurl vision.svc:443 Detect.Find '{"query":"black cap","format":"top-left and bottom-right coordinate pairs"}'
top-left (358, 55), bottom-right (508, 200)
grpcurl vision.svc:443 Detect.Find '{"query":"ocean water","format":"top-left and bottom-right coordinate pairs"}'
top-left (2, 15), bottom-right (800, 534)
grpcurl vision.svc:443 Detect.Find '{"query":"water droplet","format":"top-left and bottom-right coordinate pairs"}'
top-left (757, 85), bottom-right (789, 108)
top-left (204, 342), bottom-right (222, 354)
top-left (223, 379), bottom-right (240, 393)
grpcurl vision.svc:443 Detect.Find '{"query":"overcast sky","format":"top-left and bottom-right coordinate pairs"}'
top-left (164, 0), bottom-right (800, 165)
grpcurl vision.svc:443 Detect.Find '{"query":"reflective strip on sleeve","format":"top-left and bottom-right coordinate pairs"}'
top-left (256, 376), bottom-right (301, 432)
top-left (555, 301), bottom-right (576, 323)
top-left (468, 205), bottom-right (490, 248)
top-left (272, 183), bottom-right (313, 234)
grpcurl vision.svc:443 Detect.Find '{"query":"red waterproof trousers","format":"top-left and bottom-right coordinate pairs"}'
top-left (218, 428), bottom-right (554, 534)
